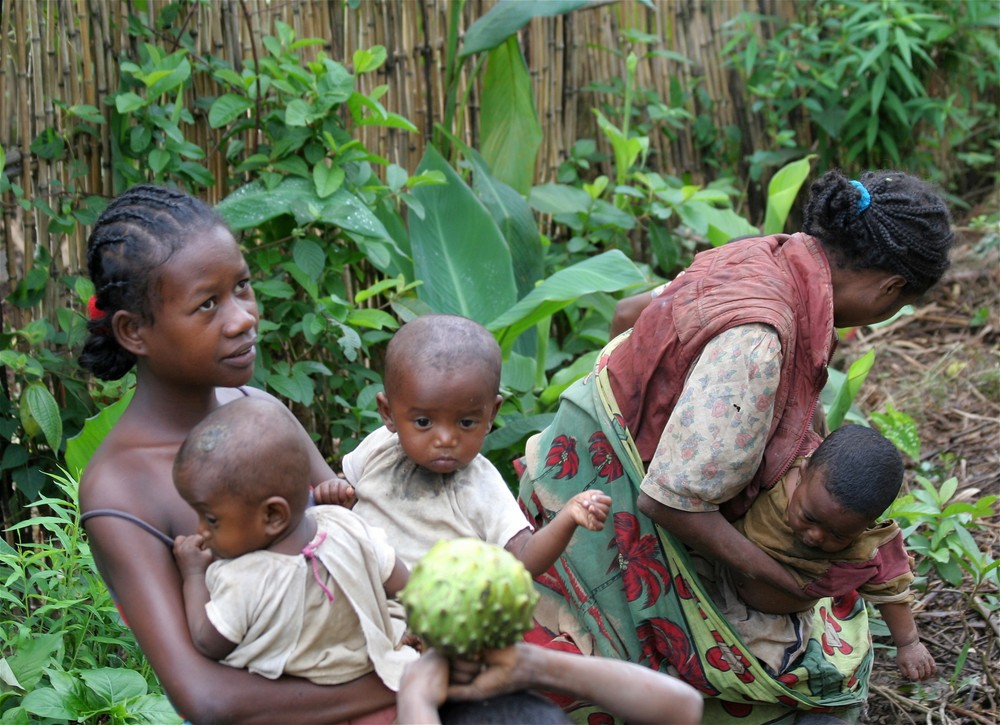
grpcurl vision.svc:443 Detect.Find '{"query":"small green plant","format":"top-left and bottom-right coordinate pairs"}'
top-left (0, 473), bottom-right (176, 723)
top-left (887, 474), bottom-right (998, 591)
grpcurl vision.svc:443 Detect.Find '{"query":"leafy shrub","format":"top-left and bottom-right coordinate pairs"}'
top-left (0, 474), bottom-right (176, 723)
top-left (723, 0), bottom-right (999, 195)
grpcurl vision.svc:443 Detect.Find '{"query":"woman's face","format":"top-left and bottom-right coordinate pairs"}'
top-left (132, 225), bottom-right (259, 389)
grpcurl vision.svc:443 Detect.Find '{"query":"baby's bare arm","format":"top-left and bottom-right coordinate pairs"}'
top-left (506, 491), bottom-right (611, 577)
top-left (172, 534), bottom-right (237, 661)
top-left (312, 476), bottom-right (356, 507)
top-left (879, 601), bottom-right (936, 681)
top-left (729, 566), bottom-right (814, 614)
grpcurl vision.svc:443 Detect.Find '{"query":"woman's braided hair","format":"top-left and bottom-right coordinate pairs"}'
top-left (802, 169), bottom-right (953, 295)
top-left (78, 185), bottom-right (226, 381)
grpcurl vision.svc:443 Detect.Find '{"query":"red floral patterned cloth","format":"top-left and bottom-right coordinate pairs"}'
top-left (516, 342), bottom-right (871, 724)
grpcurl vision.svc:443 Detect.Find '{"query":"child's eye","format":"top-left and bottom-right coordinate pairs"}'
top-left (204, 514), bottom-right (218, 526)
top-left (414, 418), bottom-right (431, 429)
top-left (460, 418), bottom-right (478, 429)
top-left (235, 279), bottom-right (251, 293)
top-left (199, 298), bottom-right (217, 311)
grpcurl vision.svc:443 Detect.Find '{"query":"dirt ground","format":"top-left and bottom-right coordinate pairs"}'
top-left (833, 202), bottom-right (999, 724)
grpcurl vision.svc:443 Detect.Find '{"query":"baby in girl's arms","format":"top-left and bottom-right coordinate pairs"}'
top-left (315, 314), bottom-right (611, 576)
top-left (733, 424), bottom-right (935, 681)
top-left (173, 396), bottom-right (418, 697)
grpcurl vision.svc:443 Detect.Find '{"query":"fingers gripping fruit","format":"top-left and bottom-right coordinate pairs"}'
top-left (400, 538), bottom-right (539, 658)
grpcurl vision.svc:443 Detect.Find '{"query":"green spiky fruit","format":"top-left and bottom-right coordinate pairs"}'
top-left (400, 538), bottom-right (539, 658)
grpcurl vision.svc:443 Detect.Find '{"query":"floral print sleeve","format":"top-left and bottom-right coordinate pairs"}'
top-left (639, 324), bottom-right (782, 512)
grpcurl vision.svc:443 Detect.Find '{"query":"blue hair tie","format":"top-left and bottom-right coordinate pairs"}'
top-left (850, 180), bottom-right (871, 214)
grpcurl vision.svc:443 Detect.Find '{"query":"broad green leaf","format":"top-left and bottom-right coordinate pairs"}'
top-left (482, 412), bottom-right (555, 455)
top-left (292, 238), bottom-right (326, 281)
top-left (408, 146), bottom-right (517, 323)
top-left (218, 179), bottom-right (394, 248)
top-left (285, 99), bottom-right (313, 127)
top-left (529, 183), bottom-right (592, 215)
top-left (480, 37), bottom-right (541, 196)
top-left (253, 279), bottom-right (295, 299)
top-left (312, 162), bottom-right (345, 199)
top-left (870, 404), bottom-right (920, 461)
top-left (4, 633), bottom-right (61, 692)
top-left (21, 383), bottom-right (62, 452)
top-left (147, 58), bottom-right (191, 99)
top-left (267, 369), bottom-right (314, 406)
top-left (541, 350), bottom-right (598, 404)
top-left (0, 658), bottom-right (20, 689)
top-left (461, 0), bottom-right (592, 57)
top-left (20, 689), bottom-right (75, 720)
top-left (500, 351), bottom-right (537, 393)
top-left (114, 92), bottom-right (146, 113)
top-left (64, 389), bottom-right (134, 477)
top-left (208, 93), bottom-right (253, 128)
top-left (826, 348), bottom-right (876, 431)
top-left (705, 208), bottom-right (759, 247)
top-left (346, 307), bottom-right (398, 330)
top-left (126, 694), bottom-right (183, 724)
top-left (763, 156), bottom-right (815, 235)
top-left (353, 45), bottom-right (387, 74)
top-left (80, 668), bottom-right (148, 704)
top-left (488, 251), bottom-right (645, 353)
top-left (470, 150), bottom-right (544, 299)
top-left (148, 148), bottom-right (170, 175)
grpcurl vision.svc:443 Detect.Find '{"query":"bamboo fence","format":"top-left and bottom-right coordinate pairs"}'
top-left (0, 0), bottom-right (797, 320)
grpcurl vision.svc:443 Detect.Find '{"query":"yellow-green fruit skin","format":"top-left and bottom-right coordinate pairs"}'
top-left (400, 538), bottom-right (540, 658)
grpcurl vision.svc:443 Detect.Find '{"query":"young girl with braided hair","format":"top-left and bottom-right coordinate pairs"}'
top-left (77, 185), bottom-right (398, 723)
top-left (522, 168), bottom-right (953, 721)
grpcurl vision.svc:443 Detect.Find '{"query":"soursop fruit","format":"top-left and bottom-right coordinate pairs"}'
top-left (400, 538), bottom-right (539, 658)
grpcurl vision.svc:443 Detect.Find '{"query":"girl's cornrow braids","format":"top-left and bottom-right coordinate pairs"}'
top-left (858, 172), bottom-right (953, 294)
top-left (79, 185), bottom-right (221, 380)
top-left (805, 169), bottom-right (952, 296)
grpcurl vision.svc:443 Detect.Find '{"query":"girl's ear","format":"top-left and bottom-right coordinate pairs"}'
top-left (112, 310), bottom-right (148, 357)
top-left (261, 496), bottom-right (291, 536)
top-left (376, 392), bottom-right (396, 432)
top-left (879, 274), bottom-right (908, 301)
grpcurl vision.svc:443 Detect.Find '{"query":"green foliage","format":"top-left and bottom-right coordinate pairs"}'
top-left (888, 474), bottom-right (999, 591)
top-left (0, 474), bottom-right (176, 723)
top-left (723, 0), bottom-right (1000, 187)
top-left (0, 251), bottom-right (132, 510)
top-left (823, 348), bottom-right (876, 431)
top-left (870, 403), bottom-right (921, 462)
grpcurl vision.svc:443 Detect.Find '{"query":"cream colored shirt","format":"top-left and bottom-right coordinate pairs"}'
top-left (205, 505), bottom-right (417, 689)
top-left (345, 426), bottom-right (532, 568)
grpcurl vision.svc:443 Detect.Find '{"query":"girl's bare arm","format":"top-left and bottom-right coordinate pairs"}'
top-left (638, 492), bottom-right (811, 600)
top-left (86, 516), bottom-right (395, 724)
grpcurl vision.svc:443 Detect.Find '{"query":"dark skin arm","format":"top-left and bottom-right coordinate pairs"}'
top-left (506, 491), bottom-right (611, 577)
top-left (637, 492), bottom-right (811, 600)
top-left (879, 601), bottom-right (936, 681)
top-left (86, 516), bottom-right (395, 724)
top-left (398, 646), bottom-right (704, 725)
top-left (80, 385), bottom-right (395, 724)
top-left (173, 532), bottom-right (238, 660)
top-left (610, 291), bottom-right (654, 338)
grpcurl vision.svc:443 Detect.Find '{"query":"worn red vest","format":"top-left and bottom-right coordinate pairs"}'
top-left (607, 232), bottom-right (836, 520)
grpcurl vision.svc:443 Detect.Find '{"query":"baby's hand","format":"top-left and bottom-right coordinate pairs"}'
top-left (896, 639), bottom-right (936, 681)
top-left (313, 476), bottom-right (356, 507)
top-left (173, 533), bottom-right (213, 578)
top-left (566, 490), bottom-right (612, 531)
